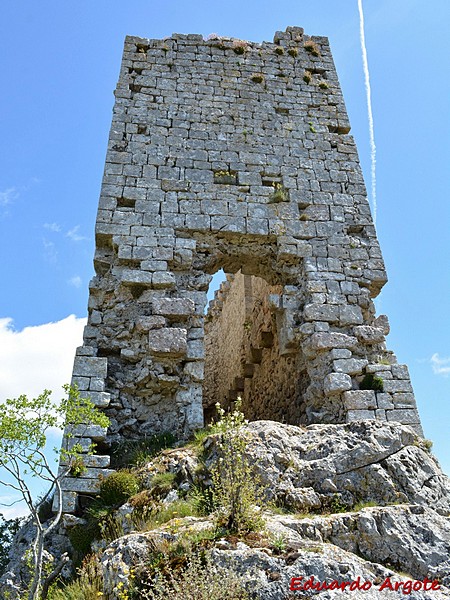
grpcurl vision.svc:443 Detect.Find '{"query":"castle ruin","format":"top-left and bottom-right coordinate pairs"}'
top-left (58, 27), bottom-right (423, 514)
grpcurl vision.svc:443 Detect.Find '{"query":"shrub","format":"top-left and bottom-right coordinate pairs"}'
top-left (360, 373), bottom-right (384, 392)
top-left (131, 551), bottom-right (250, 599)
top-left (210, 400), bottom-right (265, 533)
top-left (111, 433), bottom-right (176, 468)
top-left (99, 470), bottom-right (140, 506)
top-left (288, 47), bottom-right (298, 58)
top-left (304, 40), bottom-right (320, 56)
top-left (47, 554), bottom-right (103, 600)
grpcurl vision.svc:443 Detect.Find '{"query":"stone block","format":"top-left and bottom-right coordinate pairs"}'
top-left (66, 424), bottom-right (108, 441)
top-left (52, 491), bottom-right (77, 514)
top-left (333, 358), bottom-right (368, 375)
top-left (73, 356), bottom-right (107, 378)
top-left (343, 390), bottom-right (377, 410)
top-left (148, 328), bottom-right (187, 357)
top-left (135, 316), bottom-right (166, 331)
top-left (382, 380), bottom-right (413, 394)
top-left (392, 393), bottom-right (416, 408)
top-left (346, 409), bottom-right (376, 421)
top-left (376, 393), bottom-right (394, 409)
top-left (307, 332), bottom-right (357, 352)
top-left (323, 373), bottom-right (352, 395)
top-left (339, 305), bottom-right (363, 325)
top-left (304, 303), bottom-right (339, 322)
top-left (152, 297), bottom-right (195, 319)
top-left (386, 409), bottom-right (420, 424)
top-left (121, 269), bottom-right (153, 286)
top-left (152, 271), bottom-right (176, 288)
top-left (353, 325), bottom-right (385, 344)
top-left (80, 391), bottom-right (110, 408)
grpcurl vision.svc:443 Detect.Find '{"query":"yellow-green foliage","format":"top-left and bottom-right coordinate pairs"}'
top-left (99, 470), bottom-right (140, 506)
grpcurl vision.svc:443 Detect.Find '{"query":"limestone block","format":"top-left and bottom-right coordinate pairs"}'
top-left (386, 409), bottom-right (420, 424)
top-left (343, 390), bottom-right (377, 410)
top-left (73, 356), bottom-right (107, 378)
top-left (60, 471), bottom-right (114, 493)
top-left (333, 358), bottom-right (368, 375)
top-left (346, 409), bottom-right (376, 421)
top-left (148, 328), bottom-right (187, 357)
top-left (121, 269), bottom-right (153, 286)
top-left (392, 364), bottom-right (410, 379)
top-left (353, 325), bottom-right (385, 344)
top-left (392, 393), bottom-right (416, 407)
top-left (135, 316), bottom-right (166, 331)
top-left (382, 379), bottom-right (413, 394)
top-left (330, 348), bottom-right (352, 359)
top-left (152, 271), bottom-right (176, 288)
top-left (339, 305), bottom-right (363, 325)
top-left (376, 393), bottom-right (394, 409)
top-left (80, 391), bottom-right (110, 408)
top-left (373, 314), bottom-right (390, 335)
top-left (307, 332), bottom-right (357, 352)
top-left (67, 424), bottom-right (108, 441)
top-left (152, 298), bottom-right (195, 319)
top-left (184, 362), bottom-right (204, 382)
top-left (304, 303), bottom-right (339, 322)
top-left (52, 491), bottom-right (77, 514)
top-left (323, 373), bottom-right (352, 395)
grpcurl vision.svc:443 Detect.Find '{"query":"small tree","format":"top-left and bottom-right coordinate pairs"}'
top-left (210, 400), bottom-right (264, 534)
top-left (0, 385), bottom-right (109, 600)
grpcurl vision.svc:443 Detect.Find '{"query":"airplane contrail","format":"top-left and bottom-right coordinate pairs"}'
top-left (357, 0), bottom-right (377, 226)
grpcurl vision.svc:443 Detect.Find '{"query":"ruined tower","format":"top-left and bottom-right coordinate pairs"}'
top-left (58, 27), bottom-right (423, 513)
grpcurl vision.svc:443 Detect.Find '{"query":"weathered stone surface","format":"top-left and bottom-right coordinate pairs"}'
top-left (323, 373), bottom-right (352, 395)
top-left (148, 327), bottom-right (187, 356)
top-left (343, 390), bottom-right (377, 410)
top-left (151, 297), bottom-right (195, 319)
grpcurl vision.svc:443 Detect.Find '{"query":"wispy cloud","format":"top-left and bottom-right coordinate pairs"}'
top-left (431, 353), bottom-right (450, 377)
top-left (0, 187), bottom-right (19, 217)
top-left (44, 222), bottom-right (61, 232)
top-left (66, 225), bottom-right (87, 242)
top-left (42, 238), bottom-right (58, 263)
top-left (357, 0), bottom-right (377, 226)
top-left (68, 275), bottom-right (82, 288)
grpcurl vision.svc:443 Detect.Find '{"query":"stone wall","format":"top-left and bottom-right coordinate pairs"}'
top-left (57, 26), bottom-right (424, 513)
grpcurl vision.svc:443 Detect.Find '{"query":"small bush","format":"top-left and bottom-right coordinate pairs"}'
top-left (111, 433), bottom-right (176, 468)
top-left (68, 522), bottom-right (99, 558)
top-left (275, 47), bottom-right (284, 55)
top-left (48, 554), bottom-right (103, 600)
top-left (360, 373), bottom-right (384, 392)
top-left (288, 47), bottom-right (298, 58)
top-left (99, 470), bottom-right (140, 506)
top-left (303, 70), bottom-right (312, 84)
top-left (304, 40), bottom-right (320, 56)
top-left (319, 81), bottom-right (329, 90)
top-left (131, 551), bottom-right (250, 599)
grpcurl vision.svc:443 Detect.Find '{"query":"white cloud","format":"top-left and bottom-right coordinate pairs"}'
top-left (0, 187), bottom-right (18, 206)
top-left (431, 353), bottom-right (450, 377)
top-left (44, 222), bottom-right (61, 232)
top-left (66, 225), bottom-right (87, 242)
top-left (0, 315), bottom-right (86, 402)
top-left (68, 275), bottom-right (82, 288)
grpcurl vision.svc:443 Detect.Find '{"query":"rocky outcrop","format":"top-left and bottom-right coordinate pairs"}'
top-left (2, 420), bottom-right (449, 599)
top-left (98, 420), bottom-right (450, 599)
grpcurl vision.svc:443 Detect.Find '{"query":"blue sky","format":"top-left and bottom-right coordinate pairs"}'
top-left (0, 0), bottom-right (448, 508)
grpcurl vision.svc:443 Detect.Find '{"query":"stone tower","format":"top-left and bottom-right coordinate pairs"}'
top-left (58, 27), bottom-right (423, 513)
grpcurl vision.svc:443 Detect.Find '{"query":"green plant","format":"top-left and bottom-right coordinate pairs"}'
top-left (303, 70), bottom-right (312, 84)
top-left (269, 182), bottom-right (287, 203)
top-left (269, 533), bottom-right (287, 554)
top-left (0, 385), bottom-right (109, 600)
top-left (47, 554), bottom-right (103, 600)
top-left (360, 373), bottom-right (384, 392)
top-left (232, 40), bottom-right (247, 54)
top-left (275, 47), bottom-right (284, 55)
top-left (304, 40), bottom-right (320, 56)
top-left (111, 432), bottom-right (176, 468)
top-left (210, 400), bottom-right (265, 533)
top-left (131, 551), bottom-right (250, 599)
top-left (99, 470), bottom-right (140, 506)
top-left (288, 47), bottom-right (298, 58)
top-left (150, 471), bottom-right (176, 496)
top-left (319, 81), bottom-right (329, 90)
top-left (309, 122), bottom-right (316, 133)
top-left (70, 456), bottom-right (87, 478)
top-left (0, 514), bottom-right (22, 576)
top-left (352, 500), bottom-right (378, 511)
